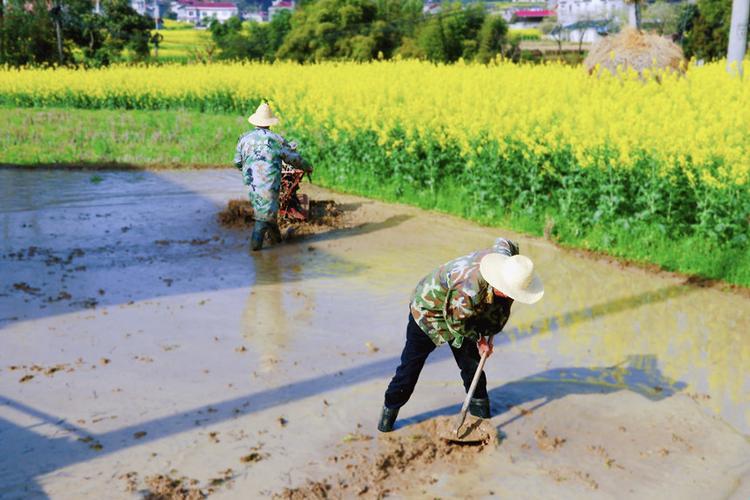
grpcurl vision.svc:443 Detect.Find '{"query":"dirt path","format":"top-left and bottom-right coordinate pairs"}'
top-left (0, 168), bottom-right (748, 499)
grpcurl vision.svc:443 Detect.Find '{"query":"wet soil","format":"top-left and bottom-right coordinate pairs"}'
top-left (2, 169), bottom-right (749, 499)
top-left (274, 416), bottom-right (498, 499)
top-left (218, 198), bottom-right (362, 239)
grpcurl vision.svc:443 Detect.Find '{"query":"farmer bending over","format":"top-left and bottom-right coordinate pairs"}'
top-left (234, 102), bottom-right (311, 251)
top-left (378, 237), bottom-right (544, 432)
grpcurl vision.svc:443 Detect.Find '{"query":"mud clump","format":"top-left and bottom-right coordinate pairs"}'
top-left (13, 282), bottom-right (41, 295)
top-left (218, 199), bottom-right (354, 237)
top-left (218, 199), bottom-right (255, 228)
top-left (274, 416), bottom-right (497, 499)
top-left (276, 480), bottom-right (332, 500)
top-left (535, 427), bottom-right (567, 451)
top-left (143, 474), bottom-right (206, 500)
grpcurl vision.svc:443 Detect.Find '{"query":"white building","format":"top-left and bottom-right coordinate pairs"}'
top-left (267, 0), bottom-right (294, 19)
top-left (555, 0), bottom-right (624, 25)
top-left (552, 0), bottom-right (624, 42)
top-left (172, 0), bottom-right (238, 24)
top-left (244, 11), bottom-right (266, 23)
top-left (131, 0), bottom-right (159, 18)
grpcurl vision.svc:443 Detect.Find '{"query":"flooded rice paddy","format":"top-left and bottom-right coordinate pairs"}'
top-left (1, 168), bottom-right (748, 498)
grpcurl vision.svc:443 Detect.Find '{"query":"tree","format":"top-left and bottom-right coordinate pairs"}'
top-left (210, 16), bottom-right (254, 59)
top-left (476, 14), bottom-right (508, 63)
top-left (540, 16), bottom-right (564, 55)
top-left (682, 0), bottom-right (748, 60)
top-left (0, 0), bottom-right (59, 65)
top-left (99, 0), bottom-right (153, 62)
top-left (642, 0), bottom-right (681, 36)
top-left (416, 2), bottom-right (486, 63)
top-left (0, 0), bottom-right (152, 66)
top-left (276, 0), bottom-right (380, 61)
top-left (267, 8), bottom-right (292, 55)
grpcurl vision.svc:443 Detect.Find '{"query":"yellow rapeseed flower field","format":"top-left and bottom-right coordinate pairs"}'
top-left (0, 60), bottom-right (747, 186)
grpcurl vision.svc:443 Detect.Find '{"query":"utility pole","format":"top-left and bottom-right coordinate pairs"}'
top-left (727, 0), bottom-right (750, 76)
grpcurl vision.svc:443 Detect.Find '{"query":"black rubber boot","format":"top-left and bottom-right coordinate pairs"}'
top-left (378, 406), bottom-right (399, 433)
top-left (267, 222), bottom-right (282, 244)
top-left (469, 398), bottom-right (491, 419)
top-left (251, 221), bottom-right (269, 251)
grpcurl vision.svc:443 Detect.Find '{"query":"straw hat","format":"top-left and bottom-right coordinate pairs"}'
top-left (479, 254), bottom-right (544, 304)
top-left (248, 102), bottom-right (279, 127)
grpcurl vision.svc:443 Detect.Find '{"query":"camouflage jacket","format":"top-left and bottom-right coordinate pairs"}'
top-left (410, 238), bottom-right (519, 348)
top-left (233, 127), bottom-right (309, 222)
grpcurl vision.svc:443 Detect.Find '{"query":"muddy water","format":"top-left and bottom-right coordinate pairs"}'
top-left (1, 168), bottom-right (748, 499)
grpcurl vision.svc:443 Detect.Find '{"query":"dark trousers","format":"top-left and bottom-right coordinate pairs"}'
top-left (384, 313), bottom-right (488, 409)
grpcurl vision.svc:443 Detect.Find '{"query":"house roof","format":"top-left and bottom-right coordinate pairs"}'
top-left (514, 9), bottom-right (555, 17)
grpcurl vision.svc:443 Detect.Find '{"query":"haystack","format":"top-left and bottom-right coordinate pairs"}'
top-left (584, 28), bottom-right (686, 77)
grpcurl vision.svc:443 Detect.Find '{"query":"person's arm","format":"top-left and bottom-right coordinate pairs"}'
top-left (493, 237), bottom-right (519, 257)
top-left (233, 140), bottom-right (243, 170)
top-left (280, 140), bottom-right (312, 173)
top-left (443, 288), bottom-right (475, 347)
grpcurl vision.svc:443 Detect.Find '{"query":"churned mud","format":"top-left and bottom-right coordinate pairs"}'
top-left (218, 198), bottom-right (362, 238)
top-left (275, 416), bottom-right (498, 499)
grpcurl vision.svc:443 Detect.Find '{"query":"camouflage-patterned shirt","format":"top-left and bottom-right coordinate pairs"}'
top-left (410, 238), bottom-right (519, 348)
top-left (233, 127), bottom-right (309, 222)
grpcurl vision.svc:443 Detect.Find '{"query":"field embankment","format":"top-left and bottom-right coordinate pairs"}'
top-left (1, 61), bottom-right (748, 286)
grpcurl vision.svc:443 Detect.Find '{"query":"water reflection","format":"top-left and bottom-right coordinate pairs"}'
top-left (241, 251), bottom-right (315, 372)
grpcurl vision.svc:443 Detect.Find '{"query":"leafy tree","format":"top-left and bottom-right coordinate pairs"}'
top-left (416, 3), bottom-right (496, 63)
top-left (476, 14), bottom-right (508, 63)
top-left (0, 0), bottom-right (152, 66)
top-left (682, 0), bottom-right (749, 61)
top-left (276, 0), bottom-right (380, 61)
top-left (642, 0), bottom-right (681, 36)
top-left (268, 8), bottom-right (293, 54)
top-left (210, 16), bottom-right (252, 59)
top-left (98, 0), bottom-right (153, 62)
top-left (675, 2), bottom-right (699, 46)
top-left (210, 12), bottom-right (292, 61)
top-left (0, 0), bottom-right (59, 65)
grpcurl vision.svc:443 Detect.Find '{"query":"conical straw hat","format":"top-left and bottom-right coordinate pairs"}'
top-left (248, 102), bottom-right (279, 127)
top-left (479, 254), bottom-right (544, 304)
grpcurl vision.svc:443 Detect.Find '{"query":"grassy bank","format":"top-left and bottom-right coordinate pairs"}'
top-left (2, 106), bottom-right (748, 288)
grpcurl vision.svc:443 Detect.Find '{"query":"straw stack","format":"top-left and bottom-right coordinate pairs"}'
top-left (584, 28), bottom-right (687, 77)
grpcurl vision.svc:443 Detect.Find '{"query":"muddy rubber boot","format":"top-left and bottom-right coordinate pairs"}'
top-left (267, 222), bottom-right (282, 244)
top-left (469, 398), bottom-right (491, 419)
top-left (250, 221), bottom-right (269, 252)
top-left (378, 406), bottom-right (399, 433)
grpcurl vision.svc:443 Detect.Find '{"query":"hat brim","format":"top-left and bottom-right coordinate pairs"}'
top-left (248, 115), bottom-right (279, 127)
top-left (479, 253), bottom-right (544, 305)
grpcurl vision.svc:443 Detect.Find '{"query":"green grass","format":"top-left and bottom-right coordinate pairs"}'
top-left (2, 106), bottom-right (748, 289)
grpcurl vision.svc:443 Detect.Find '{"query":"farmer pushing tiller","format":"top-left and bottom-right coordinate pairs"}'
top-left (378, 238), bottom-right (544, 434)
top-left (234, 102), bottom-right (313, 251)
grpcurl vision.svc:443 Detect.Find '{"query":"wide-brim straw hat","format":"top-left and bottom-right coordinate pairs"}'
top-left (248, 102), bottom-right (279, 127)
top-left (480, 254), bottom-right (544, 304)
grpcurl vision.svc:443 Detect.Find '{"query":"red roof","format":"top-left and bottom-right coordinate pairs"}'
top-left (515, 9), bottom-right (555, 17)
top-left (271, 0), bottom-right (294, 7)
